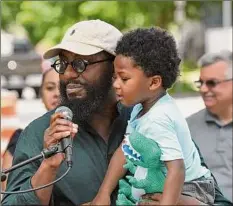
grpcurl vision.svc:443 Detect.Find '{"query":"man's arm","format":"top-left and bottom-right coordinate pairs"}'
top-left (2, 112), bottom-right (76, 205)
top-left (138, 193), bottom-right (203, 205)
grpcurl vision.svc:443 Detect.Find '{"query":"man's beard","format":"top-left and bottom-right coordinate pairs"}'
top-left (59, 70), bottom-right (113, 122)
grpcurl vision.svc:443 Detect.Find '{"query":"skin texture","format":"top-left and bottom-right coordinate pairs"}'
top-left (41, 69), bottom-right (60, 111)
top-left (113, 55), bottom-right (164, 115)
top-left (199, 60), bottom-right (232, 124)
top-left (59, 51), bottom-right (115, 123)
top-left (113, 55), bottom-right (152, 106)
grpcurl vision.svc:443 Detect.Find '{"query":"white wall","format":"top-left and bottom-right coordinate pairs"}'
top-left (205, 27), bottom-right (232, 53)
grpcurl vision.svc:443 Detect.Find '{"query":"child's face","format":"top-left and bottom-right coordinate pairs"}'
top-left (113, 55), bottom-right (152, 106)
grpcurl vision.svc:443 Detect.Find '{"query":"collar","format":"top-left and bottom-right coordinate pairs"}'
top-left (205, 109), bottom-right (232, 127)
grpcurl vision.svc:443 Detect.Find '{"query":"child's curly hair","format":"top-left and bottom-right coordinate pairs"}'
top-left (115, 27), bottom-right (181, 89)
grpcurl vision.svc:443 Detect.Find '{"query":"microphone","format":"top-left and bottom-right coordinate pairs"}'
top-left (55, 106), bottom-right (73, 167)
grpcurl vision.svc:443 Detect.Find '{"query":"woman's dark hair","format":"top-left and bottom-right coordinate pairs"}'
top-left (115, 27), bottom-right (181, 89)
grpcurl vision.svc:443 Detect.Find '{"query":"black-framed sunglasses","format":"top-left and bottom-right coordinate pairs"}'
top-left (51, 58), bottom-right (114, 74)
top-left (194, 78), bottom-right (233, 89)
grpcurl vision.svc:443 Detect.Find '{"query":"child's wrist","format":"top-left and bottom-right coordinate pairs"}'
top-left (98, 187), bottom-right (112, 196)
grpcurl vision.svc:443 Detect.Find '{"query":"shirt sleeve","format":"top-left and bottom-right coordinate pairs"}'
top-left (2, 123), bottom-right (44, 205)
top-left (139, 113), bottom-right (184, 161)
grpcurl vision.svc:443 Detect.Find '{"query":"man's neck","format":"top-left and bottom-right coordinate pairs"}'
top-left (209, 104), bottom-right (233, 124)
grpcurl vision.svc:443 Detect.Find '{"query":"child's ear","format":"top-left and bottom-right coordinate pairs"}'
top-left (149, 75), bottom-right (162, 91)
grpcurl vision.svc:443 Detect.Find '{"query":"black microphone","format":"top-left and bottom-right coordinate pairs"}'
top-left (55, 106), bottom-right (73, 167)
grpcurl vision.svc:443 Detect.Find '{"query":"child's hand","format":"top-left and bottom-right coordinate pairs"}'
top-left (91, 193), bottom-right (111, 205)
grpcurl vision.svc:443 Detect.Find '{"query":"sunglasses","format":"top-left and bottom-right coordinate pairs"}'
top-left (51, 58), bottom-right (113, 74)
top-left (194, 78), bottom-right (233, 89)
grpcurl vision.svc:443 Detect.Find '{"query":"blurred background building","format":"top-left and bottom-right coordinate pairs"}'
top-left (1, 29), bottom-right (42, 99)
top-left (178, 1), bottom-right (232, 62)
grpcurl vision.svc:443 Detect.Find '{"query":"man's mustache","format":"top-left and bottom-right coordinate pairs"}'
top-left (61, 79), bottom-right (87, 87)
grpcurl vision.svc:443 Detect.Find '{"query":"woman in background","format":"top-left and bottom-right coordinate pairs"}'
top-left (40, 67), bottom-right (60, 111)
top-left (1, 63), bottom-right (60, 191)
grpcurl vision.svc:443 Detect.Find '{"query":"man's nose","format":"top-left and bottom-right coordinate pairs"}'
top-left (63, 64), bottom-right (79, 79)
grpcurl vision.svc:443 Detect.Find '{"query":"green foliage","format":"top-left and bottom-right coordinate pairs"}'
top-left (181, 60), bottom-right (198, 72)
top-left (1, 1), bottom-right (205, 95)
top-left (1, 1), bottom-right (202, 47)
top-left (169, 81), bottom-right (196, 94)
top-left (1, 1), bottom-right (22, 28)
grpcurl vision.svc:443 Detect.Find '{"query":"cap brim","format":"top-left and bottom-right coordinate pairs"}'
top-left (43, 41), bottom-right (103, 59)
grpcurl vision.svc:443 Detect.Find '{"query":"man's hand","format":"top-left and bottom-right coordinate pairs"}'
top-left (31, 113), bottom-right (78, 205)
top-left (138, 193), bottom-right (203, 205)
top-left (43, 112), bottom-right (78, 169)
top-left (81, 202), bottom-right (91, 205)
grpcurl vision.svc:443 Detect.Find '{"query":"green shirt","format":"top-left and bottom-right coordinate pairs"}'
top-left (2, 104), bottom-right (131, 205)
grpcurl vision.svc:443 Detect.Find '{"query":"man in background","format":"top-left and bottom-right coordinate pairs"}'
top-left (187, 50), bottom-right (232, 201)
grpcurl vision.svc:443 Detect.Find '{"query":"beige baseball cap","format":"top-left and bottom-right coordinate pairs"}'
top-left (43, 19), bottom-right (122, 59)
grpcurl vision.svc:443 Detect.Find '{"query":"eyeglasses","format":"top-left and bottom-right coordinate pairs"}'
top-left (51, 58), bottom-right (113, 74)
top-left (194, 78), bottom-right (233, 89)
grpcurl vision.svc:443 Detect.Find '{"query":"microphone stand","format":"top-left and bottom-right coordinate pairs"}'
top-left (1, 144), bottom-right (64, 182)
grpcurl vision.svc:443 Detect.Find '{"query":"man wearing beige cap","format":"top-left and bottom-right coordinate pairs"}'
top-left (2, 20), bottom-right (231, 206)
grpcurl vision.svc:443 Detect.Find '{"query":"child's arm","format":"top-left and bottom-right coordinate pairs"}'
top-left (159, 159), bottom-right (185, 205)
top-left (99, 145), bottom-right (127, 194)
top-left (91, 145), bottom-right (127, 205)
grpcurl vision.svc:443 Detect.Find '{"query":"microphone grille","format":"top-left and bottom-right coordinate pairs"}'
top-left (55, 106), bottom-right (73, 121)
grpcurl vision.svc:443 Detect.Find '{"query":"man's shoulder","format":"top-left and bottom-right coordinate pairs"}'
top-left (186, 108), bottom-right (206, 124)
top-left (26, 110), bottom-right (54, 133)
top-left (14, 110), bottom-right (55, 154)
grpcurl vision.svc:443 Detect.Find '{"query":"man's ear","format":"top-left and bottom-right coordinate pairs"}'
top-left (149, 75), bottom-right (162, 91)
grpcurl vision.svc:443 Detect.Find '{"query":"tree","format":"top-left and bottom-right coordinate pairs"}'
top-left (1, 1), bottom-right (203, 47)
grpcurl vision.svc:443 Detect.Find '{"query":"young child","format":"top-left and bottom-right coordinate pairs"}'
top-left (92, 27), bottom-right (215, 205)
